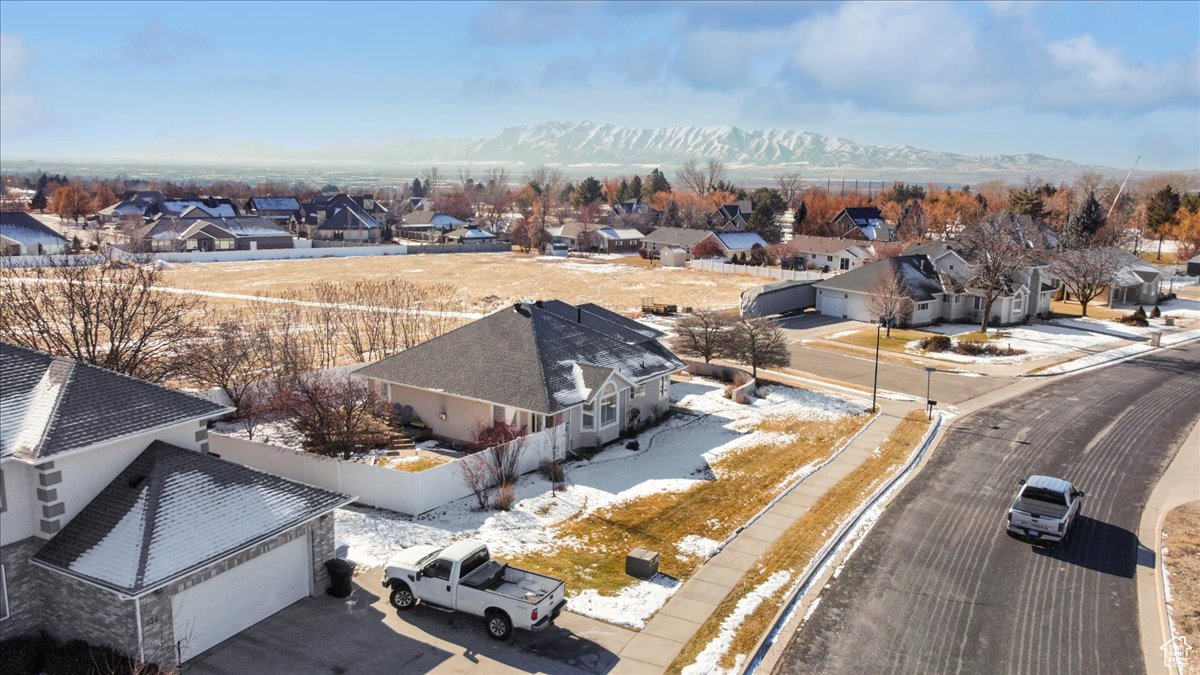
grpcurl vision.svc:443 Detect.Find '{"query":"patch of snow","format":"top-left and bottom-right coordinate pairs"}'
top-left (802, 597), bottom-right (822, 621)
top-left (70, 488), bottom-right (148, 588)
top-left (682, 570), bottom-right (793, 675)
top-left (824, 329), bottom-right (861, 339)
top-left (678, 535), bottom-right (723, 559)
top-left (912, 323), bottom-right (1119, 364)
top-left (569, 574), bottom-right (680, 629)
top-left (775, 461), bottom-right (819, 491)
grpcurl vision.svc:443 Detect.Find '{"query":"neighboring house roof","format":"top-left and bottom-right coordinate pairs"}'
top-left (538, 299), bottom-right (662, 343)
top-left (788, 235), bottom-right (869, 257)
top-left (161, 200), bottom-right (238, 218)
top-left (448, 226), bottom-right (496, 240)
top-left (904, 241), bottom-right (957, 258)
top-left (248, 196), bottom-right (301, 212)
top-left (815, 254), bottom-right (944, 302)
top-left (712, 231), bottom-right (768, 251)
top-left (319, 206), bottom-right (380, 231)
top-left (595, 227), bottom-right (644, 241)
top-left (180, 217), bottom-right (293, 239)
top-left (0, 343), bottom-right (231, 462)
top-left (1107, 248), bottom-right (1164, 287)
top-left (642, 227), bottom-right (713, 247)
top-left (839, 207), bottom-right (885, 226)
top-left (0, 212), bottom-right (69, 247)
top-left (32, 441), bottom-right (353, 596)
top-left (357, 300), bottom-right (683, 415)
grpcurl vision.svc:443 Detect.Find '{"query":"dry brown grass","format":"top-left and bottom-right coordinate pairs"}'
top-left (160, 252), bottom-right (759, 314)
top-left (1164, 501), bottom-right (1200, 649)
top-left (383, 456), bottom-right (449, 472)
top-left (1051, 299), bottom-right (1126, 320)
top-left (505, 415), bottom-right (869, 599)
top-left (827, 327), bottom-right (937, 353)
top-left (668, 410), bottom-right (932, 672)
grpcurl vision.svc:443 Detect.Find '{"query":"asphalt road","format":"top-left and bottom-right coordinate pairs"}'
top-left (787, 344), bottom-right (1008, 405)
top-left (774, 341), bottom-right (1200, 675)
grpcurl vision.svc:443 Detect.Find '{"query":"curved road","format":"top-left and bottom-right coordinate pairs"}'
top-left (775, 342), bottom-right (1200, 674)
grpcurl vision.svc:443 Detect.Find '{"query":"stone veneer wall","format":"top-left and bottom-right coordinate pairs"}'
top-left (0, 538), bottom-right (46, 638)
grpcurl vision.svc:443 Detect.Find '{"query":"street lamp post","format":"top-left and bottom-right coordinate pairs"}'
top-left (924, 366), bottom-right (936, 420)
top-left (872, 318), bottom-right (884, 412)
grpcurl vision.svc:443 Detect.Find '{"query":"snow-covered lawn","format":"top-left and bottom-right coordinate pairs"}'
top-left (336, 377), bottom-right (867, 629)
top-left (910, 323), bottom-right (1119, 364)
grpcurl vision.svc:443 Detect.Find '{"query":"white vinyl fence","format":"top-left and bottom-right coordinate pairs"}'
top-left (689, 258), bottom-right (832, 281)
top-left (210, 424), bottom-right (568, 516)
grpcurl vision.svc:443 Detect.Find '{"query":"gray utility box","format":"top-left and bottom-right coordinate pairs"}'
top-left (626, 548), bottom-right (659, 579)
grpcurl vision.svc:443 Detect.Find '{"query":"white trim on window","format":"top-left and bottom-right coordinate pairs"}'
top-left (599, 384), bottom-right (617, 427)
top-left (581, 401), bottom-right (594, 430)
top-left (633, 385), bottom-right (646, 399)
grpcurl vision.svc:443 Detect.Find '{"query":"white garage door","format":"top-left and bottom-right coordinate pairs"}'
top-left (820, 293), bottom-right (846, 319)
top-left (172, 534), bottom-right (310, 662)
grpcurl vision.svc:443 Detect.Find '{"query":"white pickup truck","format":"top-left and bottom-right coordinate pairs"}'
top-left (382, 540), bottom-right (566, 641)
top-left (1006, 475), bottom-right (1085, 544)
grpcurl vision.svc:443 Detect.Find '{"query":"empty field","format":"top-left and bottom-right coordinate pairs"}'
top-left (161, 252), bottom-right (758, 314)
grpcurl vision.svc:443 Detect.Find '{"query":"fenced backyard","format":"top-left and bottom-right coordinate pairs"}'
top-left (210, 424), bottom-right (568, 516)
top-left (689, 258), bottom-right (834, 282)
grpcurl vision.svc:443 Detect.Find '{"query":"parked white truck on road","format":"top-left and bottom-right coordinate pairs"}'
top-left (1006, 475), bottom-right (1085, 544)
top-left (382, 540), bottom-right (566, 640)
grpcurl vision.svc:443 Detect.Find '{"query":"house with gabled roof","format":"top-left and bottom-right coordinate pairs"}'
top-left (640, 226), bottom-right (714, 258)
top-left (710, 200), bottom-right (753, 230)
top-left (357, 300), bottom-right (684, 450)
top-left (786, 235), bottom-right (873, 272)
top-left (137, 215), bottom-right (294, 252)
top-left (244, 196), bottom-right (302, 229)
top-left (834, 207), bottom-right (892, 241)
top-left (0, 343), bottom-right (353, 669)
top-left (1, 211), bottom-right (69, 255)
top-left (709, 230), bottom-right (768, 261)
top-left (445, 225), bottom-right (498, 244)
top-left (315, 205), bottom-right (381, 243)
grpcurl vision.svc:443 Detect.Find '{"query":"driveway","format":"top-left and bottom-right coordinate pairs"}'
top-left (185, 568), bottom-right (634, 674)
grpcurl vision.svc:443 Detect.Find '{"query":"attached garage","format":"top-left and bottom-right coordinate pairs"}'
top-left (172, 534), bottom-right (311, 662)
top-left (32, 442), bottom-right (353, 671)
top-left (819, 290), bottom-right (847, 319)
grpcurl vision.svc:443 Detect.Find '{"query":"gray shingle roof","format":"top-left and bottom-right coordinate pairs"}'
top-left (0, 212), bottom-right (69, 246)
top-left (248, 196), bottom-right (301, 212)
top-left (183, 216), bottom-right (293, 238)
top-left (815, 255), bottom-right (944, 302)
top-left (32, 441), bottom-right (353, 595)
top-left (642, 227), bottom-right (713, 247)
top-left (319, 206), bottom-right (379, 231)
top-left (0, 344), bottom-right (231, 462)
top-left (788, 235), bottom-right (867, 256)
top-left (357, 301), bottom-right (683, 414)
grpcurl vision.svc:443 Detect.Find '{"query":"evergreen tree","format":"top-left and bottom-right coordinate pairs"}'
top-left (747, 187), bottom-right (786, 243)
top-left (643, 168), bottom-right (671, 200)
top-left (1146, 185), bottom-right (1181, 260)
top-left (31, 188), bottom-right (48, 212)
top-left (560, 182), bottom-right (576, 203)
top-left (792, 201), bottom-right (807, 235)
top-left (630, 175), bottom-right (643, 202)
top-left (664, 200), bottom-right (680, 227)
top-left (410, 178), bottom-right (424, 198)
top-left (573, 177), bottom-right (604, 208)
top-left (615, 179), bottom-right (631, 203)
top-left (1062, 191), bottom-right (1105, 248)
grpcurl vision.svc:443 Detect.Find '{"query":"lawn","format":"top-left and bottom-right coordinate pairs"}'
top-left (825, 327), bottom-right (937, 354)
top-left (1163, 501), bottom-right (1200, 654)
top-left (159, 251), bottom-right (758, 315)
top-left (670, 410), bottom-right (933, 673)
top-left (1051, 298), bottom-right (1127, 320)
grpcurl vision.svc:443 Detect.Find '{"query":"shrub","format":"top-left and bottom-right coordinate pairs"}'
top-left (1133, 305), bottom-right (1147, 319)
top-left (539, 460), bottom-right (565, 485)
top-left (0, 634), bottom-right (156, 675)
top-left (952, 341), bottom-right (1026, 357)
top-left (1151, 304), bottom-right (1161, 318)
top-left (493, 481), bottom-right (516, 511)
top-left (1118, 311), bottom-right (1149, 327)
top-left (918, 335), bottom-right (952, 352)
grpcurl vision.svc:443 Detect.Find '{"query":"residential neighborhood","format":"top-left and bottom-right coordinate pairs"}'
top-left (1, 2), bottom-right (1198, 675)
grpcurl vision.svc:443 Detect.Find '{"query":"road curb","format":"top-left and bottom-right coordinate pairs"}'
top-left (742, 412), bottom-right (943, 675)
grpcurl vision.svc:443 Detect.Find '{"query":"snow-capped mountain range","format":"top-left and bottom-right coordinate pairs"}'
top-left (330, 121), bottom-right (1104, 179)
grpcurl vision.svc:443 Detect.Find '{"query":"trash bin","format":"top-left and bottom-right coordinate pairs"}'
top-left (325, 558), bottom-right (355, 598)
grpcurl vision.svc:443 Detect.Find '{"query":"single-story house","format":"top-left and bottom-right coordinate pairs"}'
top-left (138, 216), bottom-right (294, 252)
top-left (709, 231), bottom-right (769, 261)
top-left (640, 227), bottom-right (713, 257)
top-left (710, 200), bottom-right (753, 230)
top-left (834, 207), bottom-right (893, 241)
top-left (550, 223), bottom-right (643, 253)
top-left (160, 199), bottom-right (239, 218)
top-left (301, 194), bottom-right (389, 235)
top-left (1187, 254), bottom-right (1200, 277)
top-left (446, 226), bottom-right (498, 244)
top-left (1106, 249), bottom-right (1163, 306)
top-left (401, 210), bottom-right (468, 232)
top-left (357, 300), bottom-right (685, 451)
top-left (244, 196), bottom-right (302, 228)
top-left (786, 235), bottom-right (873, 272)
top-left (0, 343), bottom-right (353, 670)
top-left (593, 226), bottom-right (645, 253)
top-left (1, 211), bottom-right (69, 255)
top-left (95, 191), bottom-right (164, 223)
top-left (314, 206), bottom-right (381, 243)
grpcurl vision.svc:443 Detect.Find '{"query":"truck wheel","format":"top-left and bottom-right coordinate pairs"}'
top-left (389, 582), bottom-right (415, 611)
top-left (485, 610), bottom-right (512, 641)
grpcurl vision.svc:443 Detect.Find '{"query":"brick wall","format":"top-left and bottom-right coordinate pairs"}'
top-left (36, 570), bottom-right (139, 657)
top-left (0, 538), bottom-right (45, 638)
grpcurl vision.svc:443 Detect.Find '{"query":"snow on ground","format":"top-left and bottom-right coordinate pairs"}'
top-left (335, 377), bottom-right (864, 628)
top-left (678, 535), bottom-right (724, 560)
top-left (1036, 328), bottom-right (1200, 375)
top-left (913, 323), bottom-right (1118, 364)
top-left (682, 570), bottom-right (793, 675)
top-left (213, 419), bottom-right (307, 450)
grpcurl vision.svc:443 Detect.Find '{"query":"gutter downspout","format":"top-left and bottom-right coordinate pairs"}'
top-left (133, 595), bottom-right (146, 663)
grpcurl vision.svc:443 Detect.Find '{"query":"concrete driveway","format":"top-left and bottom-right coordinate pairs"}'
top-left (185, 567), bottom-right (635, 674)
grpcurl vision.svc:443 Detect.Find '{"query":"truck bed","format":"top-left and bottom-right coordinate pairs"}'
top-left (461, 561), bottom-right (561, 604)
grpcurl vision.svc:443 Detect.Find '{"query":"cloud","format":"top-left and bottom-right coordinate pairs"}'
top-left (469, 1), bottom-right (605, 45)
top-left (460, 73), bottom-right (520, 99)
top-left (0, 33), bottom-right (32, 86)
top-left (540, 57), bottom-right (591, 88)
top-left (95, 19), bottom-right (212, 66)
top-left (780, 1), bottom-right (1197, 115)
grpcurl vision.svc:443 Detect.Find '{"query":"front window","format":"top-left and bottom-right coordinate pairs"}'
top-left (582, 401), bottom-right (594, 430)
top-left (840, 258), bottom-right (849, 270)
top-left (600, 385), bottom-right (617, 426)
top-left (660, 376), bottom-right (670, 398)
top-left (530, 414), bottom-right (544, 433)
top-left (973, 297), bottom-right (983, 310)
top-left (633, 385), bottom-right (646, 399)
top-left (917, 302), bottom-right (929, 311)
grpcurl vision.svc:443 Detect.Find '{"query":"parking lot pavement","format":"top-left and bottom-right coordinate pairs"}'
top-left (186, 568), bottom-right (635, 674)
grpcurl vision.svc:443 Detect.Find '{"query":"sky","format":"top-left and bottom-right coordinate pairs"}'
top-left (1, 0), bottom-right (1197, 170)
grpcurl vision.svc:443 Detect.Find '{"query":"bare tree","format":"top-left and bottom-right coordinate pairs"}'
top-left (959, 211), bottom-right (1039, 332)
top-left (457, 453), bottom-right (492, 510)
top-left (720, 316), bottom-right (790, 377)
top-left (1049, 247), bottom-right (1122, 317)
top-left (676, 159), bottom-right (727, 196)
top-left (0, 252), bottom-right (203, 382)
top-left (421, 166), bottom-right (441, 198)
top-left (527, 166), bottom-right (564, 231)
top-left (775, 171), bottom-right (804, 209)
top-left (670, 309), bottom-right (733, 363)
top-left (271, 373), bottom-right (393, 459)
top-left (185, 314), bottom-right (268, 412)
top-left (866, 263), bottom-right (915, 337)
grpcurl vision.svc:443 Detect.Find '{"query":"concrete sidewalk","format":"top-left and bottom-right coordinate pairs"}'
top-left (611, 377), bottom-right (917, 673)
